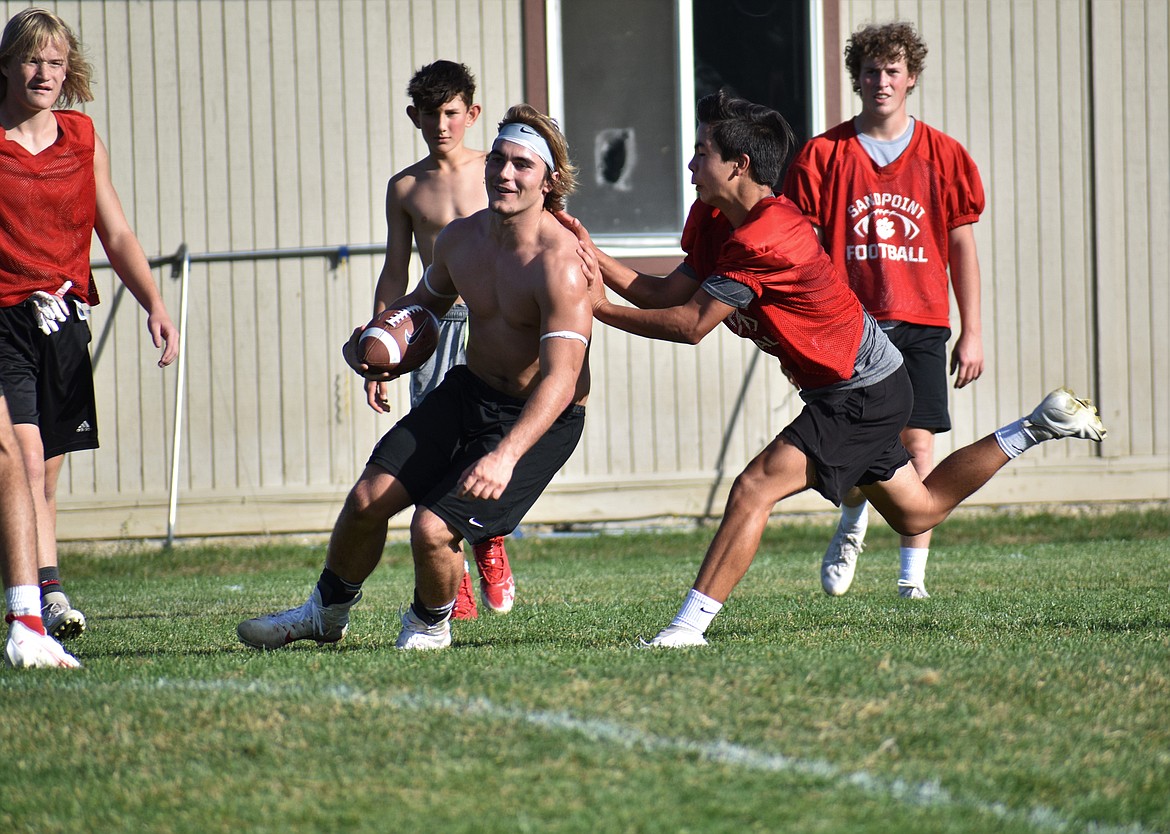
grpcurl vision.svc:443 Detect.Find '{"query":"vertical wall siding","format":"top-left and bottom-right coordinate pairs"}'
top-left (834, 0), bottom-right (1168, 490)
top-left (1092, 0), bottom-right (1170, 461)
top-left (4, 0), bottom-right (1162, 538)
top-left (0, 0), bottom-right (525, 537)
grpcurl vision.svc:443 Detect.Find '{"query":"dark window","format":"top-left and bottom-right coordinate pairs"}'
top-left (558, 0), bottom-right (811, 240)
top-left (694, 0), bottom-right (811, 151)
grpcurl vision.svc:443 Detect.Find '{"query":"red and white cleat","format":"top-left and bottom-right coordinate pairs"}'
top-left (473, 537), bottom-right (515, 614)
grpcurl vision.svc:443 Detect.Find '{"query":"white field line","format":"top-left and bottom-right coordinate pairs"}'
top-left (77, 677), bottom-right (1163, 834)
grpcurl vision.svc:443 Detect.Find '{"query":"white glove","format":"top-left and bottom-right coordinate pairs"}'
top-left (28, 280), bottom-right (73, 335)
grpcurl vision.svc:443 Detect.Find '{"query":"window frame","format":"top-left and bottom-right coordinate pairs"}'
top-left (533, 0), bottom-right (828, 256)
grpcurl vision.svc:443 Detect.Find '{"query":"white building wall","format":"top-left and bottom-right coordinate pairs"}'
top-left (4, 0), bottom-right (1161, 539)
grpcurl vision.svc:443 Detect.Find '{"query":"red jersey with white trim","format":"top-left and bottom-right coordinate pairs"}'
top-left (0, 110), bottom-right (98, 307)
top-left (682, 196), bottom-right (864, 389)
top-left (782, 119), bottom-right (983, 327)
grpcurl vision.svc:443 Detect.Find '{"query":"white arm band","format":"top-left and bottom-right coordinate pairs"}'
top-left (421, 266), bottom-right (459, 299)
top-left (540, 330), bottom-right (590, 347)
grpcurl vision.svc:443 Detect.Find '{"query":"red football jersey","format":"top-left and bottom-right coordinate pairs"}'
top-left (782, 120), bottom-right (984, 327)
top-left (682, 196), bottom-right (864, 390)
top-left (0, 110), bottom-right (98, 307)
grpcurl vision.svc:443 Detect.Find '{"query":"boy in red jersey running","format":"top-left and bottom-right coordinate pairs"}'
top-left (783, 21), bottom-right (985, 599)
top-left (0, 8), bottom-right (178, 641)
top-left (368, 61), bottom-right (515, 618)
top-left (559, 91), bottom-right (1103, 647)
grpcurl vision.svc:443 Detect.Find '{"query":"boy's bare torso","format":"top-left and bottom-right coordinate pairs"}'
top-left (393, 151), bottom-right (488, 267)
top-left (439, 210), bottom-right (591, 405)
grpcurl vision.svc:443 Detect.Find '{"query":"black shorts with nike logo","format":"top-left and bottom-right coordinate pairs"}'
top-left (368, 365), bottom-right (585, 545)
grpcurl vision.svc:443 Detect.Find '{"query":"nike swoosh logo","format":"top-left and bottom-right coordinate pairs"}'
top-left (699, 607), bottom-right (719, 615)
top-left (405, 320), bottom-right (430, 345)
top-left (468, 517), bottom-right (484, 528)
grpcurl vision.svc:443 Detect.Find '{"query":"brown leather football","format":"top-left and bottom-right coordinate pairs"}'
top-left (357, 305), bottom-right (440, 375)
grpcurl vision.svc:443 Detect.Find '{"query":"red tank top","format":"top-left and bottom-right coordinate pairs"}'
top-left (0, 110), bottom-right (98, 307)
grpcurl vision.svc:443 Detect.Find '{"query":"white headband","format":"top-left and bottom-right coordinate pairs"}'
top-left (494, 122), bottom-right (557, 172)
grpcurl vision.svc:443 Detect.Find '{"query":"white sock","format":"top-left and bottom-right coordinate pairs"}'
top-left (671, 589), bottom-right (722, 634)
top-left (5, 585), bottom-right (41, 618)
top-left (994, 418), bottom-right (1041, 459)
top-left (899, 548), bottom-right (929, 588)
top-left (839, 499), bottom-right (869, 536)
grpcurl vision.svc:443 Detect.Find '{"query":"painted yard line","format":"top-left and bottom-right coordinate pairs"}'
top-left (162, 677), bottom-right (1153, 834)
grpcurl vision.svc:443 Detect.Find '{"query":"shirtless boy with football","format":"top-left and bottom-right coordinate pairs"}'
top-left (367, 61), bottom-right (515, 618)
top-left (238, 104), bottom-right (591, 651)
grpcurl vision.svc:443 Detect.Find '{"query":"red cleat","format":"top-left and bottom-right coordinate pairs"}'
top-left (453, 562), bottom-right (478, 620)
top-left (473, 537), bottom-right (515, 614)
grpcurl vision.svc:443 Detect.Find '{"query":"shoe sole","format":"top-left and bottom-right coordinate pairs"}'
top-left (49, 614), bottom-right (86, 641)
top-left (237, 637), bottom-right (343, 650)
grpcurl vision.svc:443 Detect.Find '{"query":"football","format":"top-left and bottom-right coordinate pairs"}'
top-left (356, 305), bottom-right (440, 375)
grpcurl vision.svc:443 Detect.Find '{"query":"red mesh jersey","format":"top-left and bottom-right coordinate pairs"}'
top-left (682, 197), bottom-right (864, 389)
top-left (0, 110), bottom-right (97, 307)
top-left (783, 120), bottom-right (984, 327)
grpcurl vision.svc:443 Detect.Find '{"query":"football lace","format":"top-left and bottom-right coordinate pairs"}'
top-left (384, 305), bottom-right (426, 327)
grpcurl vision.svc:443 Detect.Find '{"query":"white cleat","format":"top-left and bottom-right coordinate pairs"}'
top-left (639, 623), bottom-right (708, 648)
top-left (4, 616), bottom-right (81, 669)
top-left (897, 581), bottom-right (930, 599)
top-left (237, 588), bottom-right (360, 650)
top-left (1024, 388), bottom-right (1107, 442)
top-left (395, 606), bottom-right (452, 650)
top-left (821, 527), bottom-right (866, 596)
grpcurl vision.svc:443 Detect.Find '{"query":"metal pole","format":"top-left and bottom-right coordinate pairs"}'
top-left (165, 245), bottom-right (190, 547)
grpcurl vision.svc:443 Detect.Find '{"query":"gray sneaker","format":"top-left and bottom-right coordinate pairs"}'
top-left (41, 591), bottom-right (86, 640)
top-left (237, 587), bottom-right (360, 650)
top-left (821, 527), bottom-right (866, 596)
top-left (395, 606), bottom-right (451, 650)
top-left (1024, 388), bottom-right (1107, 442)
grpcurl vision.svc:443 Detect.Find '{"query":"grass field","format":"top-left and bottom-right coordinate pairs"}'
top-left (2, 508), bottom-right (1167, 834)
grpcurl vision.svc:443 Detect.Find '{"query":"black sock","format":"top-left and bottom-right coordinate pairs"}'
top-left (317, 567), bottom-right (362, 607)
top-left (38, 566), bottom-right (63, 599)
top-left (412, 590), bottom-right (454, 625)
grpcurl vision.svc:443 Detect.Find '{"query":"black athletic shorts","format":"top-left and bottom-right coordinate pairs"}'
top-left (884, 322), bottom-right (951, 433)
top-left (0, 297), bottom-right (99, 457)
top-left (779, 365), bottom-right (913, 506)
top-left (368, 365), bottom-right (585, 545)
